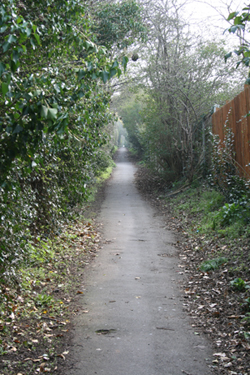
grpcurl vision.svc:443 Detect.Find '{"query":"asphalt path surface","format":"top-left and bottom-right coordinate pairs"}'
top-left (68, 148), bottom-right (213, 375)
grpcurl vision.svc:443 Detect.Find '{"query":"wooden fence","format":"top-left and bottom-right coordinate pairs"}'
top-left (212, 85), bottom-right (250, 178)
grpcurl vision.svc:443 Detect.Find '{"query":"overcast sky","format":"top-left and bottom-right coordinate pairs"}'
top-left (184, 0), bottom-right (246, 42)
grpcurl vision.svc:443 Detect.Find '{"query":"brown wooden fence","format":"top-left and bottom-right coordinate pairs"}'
top-left (212, 85), bottom-right (250, 178)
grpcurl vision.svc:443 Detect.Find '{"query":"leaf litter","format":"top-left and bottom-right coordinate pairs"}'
top-left (0, 219), bottom-right (102, 375)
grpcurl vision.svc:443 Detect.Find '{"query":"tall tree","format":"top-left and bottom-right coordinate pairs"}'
top-left (116, 0), bottom-right (247, 181)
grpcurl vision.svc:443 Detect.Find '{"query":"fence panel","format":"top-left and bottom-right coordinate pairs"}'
top-left (212, 85), bottom-right (250, 177)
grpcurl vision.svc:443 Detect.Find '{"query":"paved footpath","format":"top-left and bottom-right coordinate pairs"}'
top-left (67, 148), bottom-right (213, 375)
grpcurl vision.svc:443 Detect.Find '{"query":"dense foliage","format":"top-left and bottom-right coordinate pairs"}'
top-left (0, 0), bottom-right (145, 280)
top-left (113, 0), bottom-right (246, 183)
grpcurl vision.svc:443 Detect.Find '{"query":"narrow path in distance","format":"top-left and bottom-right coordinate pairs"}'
top-left (67, 148), bottom-right (213, 375)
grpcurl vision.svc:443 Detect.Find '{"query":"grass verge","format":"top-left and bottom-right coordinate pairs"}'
top-left (164, 183), bottom-right (250, 374)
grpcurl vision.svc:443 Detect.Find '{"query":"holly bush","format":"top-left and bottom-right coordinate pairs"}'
top-left (0, 0), bottom-right (145, 280)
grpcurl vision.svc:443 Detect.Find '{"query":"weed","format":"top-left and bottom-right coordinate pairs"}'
top-left (243, 331), bottom-right (250, 340)
top-left (199, 257), bottom-right (228, 272)
top-left (230, 278), bottom-right (250, 291)
top-left (206, 191), bottom-right (225, 212)
top-left (0, 345), bottom-right (7, 356)
top-left (241, 312), bottom-right (250, 327)
top-left (241, 297), bottom-right (250, 312)
top-left (216, 202), bottom-right (241, 226)
top-left (213, 197), bottom-right (250, 227)
top-left (34, 293), bottom-right (54, 307)
top-left (28, 239), bottom-right (55, 265)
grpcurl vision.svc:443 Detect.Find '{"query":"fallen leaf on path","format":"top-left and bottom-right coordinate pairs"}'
top-left (57, 354), bottom-right (65, 360)
top-left (224, 362), bottom-right (233, 368)
top-left (213, 352), bottom-right (227, 357)
top-left (42, 323), bottom-right (51, 332)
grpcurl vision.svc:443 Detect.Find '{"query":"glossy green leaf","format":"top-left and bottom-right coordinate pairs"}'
top-left (230, 25), bottom-right (244, 33)
top-left (25, 28), bottom-right (32, 37)
top-left (244, 50), bottom-right (250, 57)
top-left (13, 124), bottom-right (23, 134)
top-left (41, 105), bottom-right (48, 119)
top-left (47, 108), bottom-right (58, 120)
top-left (12, 50), bottom-right (19, 64)
top-left (122, 56), bottom-right (129, 71)
top-left (234, 16), bottom-right (243, 25)
top-left (10, 60), bottom-right (19, 72)
top-left (0, 62), bottom-right (5, 76)
top-left (109, 68), bottom-right (117, 79)
top-left (101, 71), bottom-right (109, 83)
top-left (3, 42), bottom-right (10, 52)
top-left (7, 34), bottom-right (17, 44)
top-left (1, 82), bottom-right (8, 97)
top-left (78, 70), bottom-right (85, 81)
top-left (112, 60), bottom-right (119, 69)
top-left (227, 11), bottom-right (238, 21)
top-left (117, 68), bottom-right (122, 78)
top-left (0, 26), bottom-right (7, 33)
top-left (34, 33), bottom-right (41, 45)
top-left (224, 52), bottom-right (232, 62)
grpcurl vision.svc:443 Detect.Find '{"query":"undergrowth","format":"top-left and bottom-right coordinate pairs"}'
top-left (170, 185), bottom-right (250, 240)
top-left (0, 216), bottom-right (102, 375)
top-left (0, 162), bottom-right (112, 375)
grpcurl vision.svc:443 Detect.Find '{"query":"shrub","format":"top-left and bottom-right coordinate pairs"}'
top-left (210, 125), bottom-right (249, 203)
